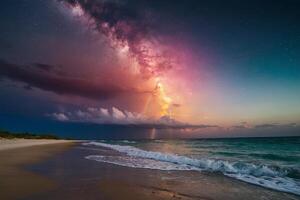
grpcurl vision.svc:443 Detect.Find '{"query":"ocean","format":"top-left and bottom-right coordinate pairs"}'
top-left (83, 137), bottom-right (300, 196)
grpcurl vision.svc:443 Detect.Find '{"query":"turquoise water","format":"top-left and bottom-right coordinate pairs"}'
top-left (85, 137), bottom-right (300, 195)
top-left (138, 137), bottom-right (300, 169)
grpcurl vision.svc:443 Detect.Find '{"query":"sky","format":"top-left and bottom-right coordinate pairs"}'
top-left (0, 0), bottom-right (300, 138)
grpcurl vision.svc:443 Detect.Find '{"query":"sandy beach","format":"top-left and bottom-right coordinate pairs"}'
top-left (0, 139), bottom-right (74, 200)
top-left (0, 139), bottom-right (73, 151)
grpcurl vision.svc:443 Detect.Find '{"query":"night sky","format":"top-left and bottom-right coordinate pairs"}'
top-left (0, 0), bottom-right (299, 139)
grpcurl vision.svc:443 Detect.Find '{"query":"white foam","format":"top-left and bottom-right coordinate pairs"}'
top-left (84, 142), bottom-right (300, 195)
top-left (86, 155), bottom-right (197, 171)
top-left (226, 173), bottom-right (300, 196)
top-left (120, 140), bottom-right (136, 144)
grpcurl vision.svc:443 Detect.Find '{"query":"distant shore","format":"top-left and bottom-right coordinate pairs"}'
top-left (0, 129), bottom-right (74, 151)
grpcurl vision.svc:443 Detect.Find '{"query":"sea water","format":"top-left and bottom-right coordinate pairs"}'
top-left (84, 137), bottom-right (300, 195)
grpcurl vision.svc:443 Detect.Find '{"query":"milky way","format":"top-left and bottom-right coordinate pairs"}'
top-left (61, 0), bottom-right (178, 78)
top-left (59, 0), bottom-right (191, 118)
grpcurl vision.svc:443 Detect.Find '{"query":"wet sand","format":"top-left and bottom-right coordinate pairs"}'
top-left (0, 141), bottom-right (74, 200)
top-left (21, 144), bottom-right (300, 200)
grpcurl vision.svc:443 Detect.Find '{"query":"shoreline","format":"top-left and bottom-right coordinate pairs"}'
top-left (0, 140), bottom-right (299, 200)
top-left (26, 144), bottom-right (300, 200)
top-left (0, 139), bottom-right (75, 200)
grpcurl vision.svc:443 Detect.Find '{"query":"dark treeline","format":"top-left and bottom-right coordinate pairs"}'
top-left (0, 129), bottom-right (59, 139)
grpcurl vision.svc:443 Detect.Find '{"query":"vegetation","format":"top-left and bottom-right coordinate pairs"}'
top-left (0, 129), bottom-right (59, 139)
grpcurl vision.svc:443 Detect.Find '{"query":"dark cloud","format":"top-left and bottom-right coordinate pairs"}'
top-left (23, 84), bottom-right (33, 90)
top-left (0, 59), bottom-right (144, 100)
top-left (231, 122), bottom-right (298, 130)
top-left (231, 121), bottom-right (251, 129)
top-left (255, 123), bottom-right (297, 129)
top-left (33, 63), bottom-right (58, 72)
top-left (32, 63), bottom-right (68, 76)
top-left (255, 123), bottom-right (278, 129)
top-left (232, 125), bottom-right (247, 129)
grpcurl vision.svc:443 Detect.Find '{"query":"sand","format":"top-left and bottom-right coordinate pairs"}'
top-left (0, 139), bottom-right (73, 151)
top-left (0, 140), bottom-right (74, 200)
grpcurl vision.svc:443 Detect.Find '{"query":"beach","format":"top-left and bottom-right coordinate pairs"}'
top-left (0, 139), bottom-right (74, 200)
top-left (1, 139), bottom-right (299, 200)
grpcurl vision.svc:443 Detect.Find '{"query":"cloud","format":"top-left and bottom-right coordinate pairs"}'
top-left (48, 106), bottom-right (218, 129)
top-left (50, 106), bottom-right (148, 124)
top-left (255, 123), bottom-right (297, 129)
top-left (33, 63), bottom-right (57, 72)
top-left (112, 107), bottom-right (126, 120)
top-left (51, 113), bottom-right (69, 121)
top-left (231, 122), bottom-right (252, 129)
top-left (231, 122), bottom-right (298, 130)
top-left (0, 59), bottom-right (146, 100)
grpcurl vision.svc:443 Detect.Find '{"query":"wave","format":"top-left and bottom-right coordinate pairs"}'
top-left (84, 142), bottom-right (300, 195)
top-left (120, 140), bottom-right (136, 144)
top-left (86, 155), bottom-right (197, 171)
top-left (248, 153), bottom-right (300, 162)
